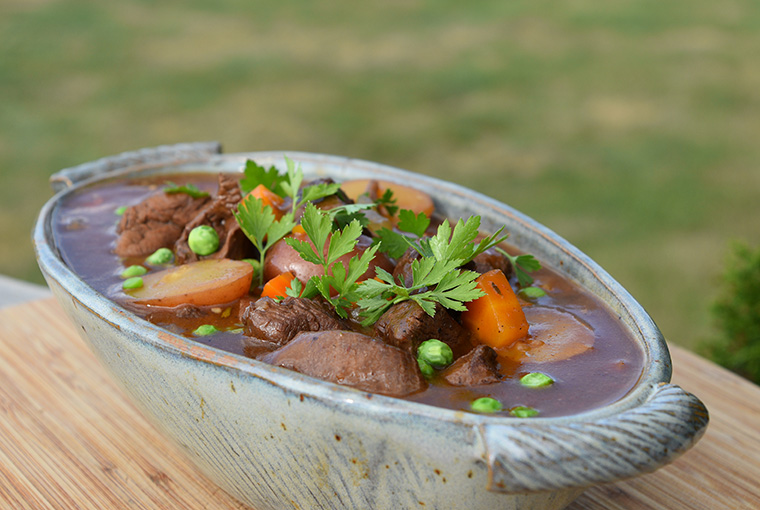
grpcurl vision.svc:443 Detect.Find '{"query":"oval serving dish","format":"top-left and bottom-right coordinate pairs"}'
top-left (33, 142), bottom-right (708, 510)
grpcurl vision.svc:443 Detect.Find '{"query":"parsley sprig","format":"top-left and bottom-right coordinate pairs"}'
top-left (285, 203), bottom-right (379, 318)
top-left (499, 250), bottom-right (542, 288)
top-left (235, 156), bottom-right (392, 290)
top-left (355, 260), bottom-right (483, 326)
top-left (234, 196), bottom-right (295, 288)
top-left (164, 182), bottom-right (209, 199)
top-left (353, 217), bottom-right (507, 325)
top-left (376, 213), bottom-right (509, 267)
top-left (234, 157), bottom-right (346, 287)
top-left (240, 157), bottom-right (342, 214)
top-left (375, 188), bottom-right (399, 218)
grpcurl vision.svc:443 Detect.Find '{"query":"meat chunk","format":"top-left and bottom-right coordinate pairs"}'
top-left (465, 248), bottom-right (513, 278)
top-left (115, 192), bottom-right (210, 258)
top-left (260, 330), bottom-right (427, 397)
top-left (174, 173), bottom-right (254, 263)
top-left (241, 337), bottom-right (280, 360)
top-left (241, 296), bottom-right (346, 346)
top-left (373, 300), bottom-right (471, 357)
top-left (441, 345), bottom-right (502, 386)
top-left (391, 248), bottom-right (420, 288)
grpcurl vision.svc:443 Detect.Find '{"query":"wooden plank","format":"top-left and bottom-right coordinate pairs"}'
top-left (0, 299), bottom-right (250, 510)
top-left (1, 298), bottom-right (758, 509)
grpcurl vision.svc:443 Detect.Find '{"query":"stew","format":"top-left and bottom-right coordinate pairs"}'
top-left (52, 160), bottom-right (644, 418)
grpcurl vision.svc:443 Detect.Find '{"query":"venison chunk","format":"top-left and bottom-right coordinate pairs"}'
top-left (261, 330), bottom-right (426, 397)
top-left (241, 296), bottom-right (346, 346)
top-left (441, 345), bottom-right (502, 386)
top-left (115, 192), bottom-right (210, 258)
top-left (373, 300), bottom-right (471, 357)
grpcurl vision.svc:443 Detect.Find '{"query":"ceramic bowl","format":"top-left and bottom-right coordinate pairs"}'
top-left (33, 142), bottom-right (708, 510)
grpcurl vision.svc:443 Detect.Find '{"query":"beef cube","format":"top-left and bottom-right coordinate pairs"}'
top-left (115, 192), bottom-right (210, 258)
top-left (391, 247), bottom-right (420, 288)
top-left (260, 330), bottom-right (427, 397)
top-left (441, 345), bottom-right (502, 386)
top-left (241, 337), bottom-right (280, 360)
top-left (241, 296), bottom-right (346, 346)
top-left (373, 300), bottom-right (471, 357)
top-left (465, 248), bottom-right (513, 278)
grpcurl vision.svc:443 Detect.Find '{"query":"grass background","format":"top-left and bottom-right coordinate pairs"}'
top-left (2, 0), bottom-right (758, 352)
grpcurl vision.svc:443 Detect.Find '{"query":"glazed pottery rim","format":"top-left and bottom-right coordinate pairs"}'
top-left (34, 148), bottom-right (671, 426)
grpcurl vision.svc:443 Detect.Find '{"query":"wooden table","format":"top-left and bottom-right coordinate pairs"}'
top-left (1, 299), bottom-right (757, 509)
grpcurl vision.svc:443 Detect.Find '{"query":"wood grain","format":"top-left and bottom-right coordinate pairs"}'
top-left (0, 299), bottom-right (250, 510)
top-left (1, 298), bottom-right (758, 509)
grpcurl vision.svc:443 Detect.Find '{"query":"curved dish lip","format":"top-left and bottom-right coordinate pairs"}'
top-left (33, 149), bottom-right (671, 428)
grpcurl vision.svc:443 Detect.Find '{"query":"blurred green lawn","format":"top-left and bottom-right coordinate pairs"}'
top-left (2, 0), bottom-right (758, 351)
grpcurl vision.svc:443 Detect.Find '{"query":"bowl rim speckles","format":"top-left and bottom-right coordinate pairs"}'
top-left (33, 142), bottom-right (708, 509)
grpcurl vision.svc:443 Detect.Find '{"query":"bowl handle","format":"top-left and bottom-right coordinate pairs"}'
top-left (49, 141), bottom-right (223, 192)
top-left (480, 383), bottom-right (708, 493)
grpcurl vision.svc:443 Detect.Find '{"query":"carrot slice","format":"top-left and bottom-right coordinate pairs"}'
top-left (128, 259), bottom-right (253, 307)
top-left (460, 269), bottom-right (529, 349)
top-left (261, 271), bottom-right (296, 300)
top-left (340, 179), bottom-right (435, 218)
top-left (247, 184), bottom-right (285, 219)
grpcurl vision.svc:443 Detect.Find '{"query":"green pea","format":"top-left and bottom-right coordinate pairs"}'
top-left (518, 286), bottom-right (547, 299)
top-left (510, 406), bottom-right (539, 418)
top-left (146, 247), bottom-right (174, 265)
top-left (417, 339), bottom-right (453, 369)
top-left (122, 276), bottom-right (143, 290)
top-left (470, 397), bottom-right (503, 413)
top-left (188, 225), bottom-right (219, 256)
top-left (120, 265), bottom-right (147, 279)
top-left (520, 372), bottom-right (554, 388)
top-left (193, 324), bottom-right (218, 336)
top-left (418, 358), bottom-right (435, 378)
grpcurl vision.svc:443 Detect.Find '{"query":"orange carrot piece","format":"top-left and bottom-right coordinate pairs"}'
top-left (261, 271), bottom-right (296, 300)
top-left (247, 184), bottom-right (285, 219)
top-left (460, 269), bottom-right (529, 349)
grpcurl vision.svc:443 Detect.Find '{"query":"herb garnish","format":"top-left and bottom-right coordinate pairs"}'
top-left (164, 182), bottom-right (210, 199)
top-left (240, 157), bottom-right (341, 213)
top-left (235, 157), bottom-right (359, 288)
top-left (376, 213), bottom-right (509, 266)
top-left (353, 217), bottom-right (507, 325)
top-left (239, 160), bottom-right (286, 196)
top-left (499, 250), bottom-right (542, 288)
top-left (234, 195), bottom-right (296, 288)
top-left (375, 188), bottom-right (399, 218)
top-left (234, 157), bottom-right (544, 323)
top-left (285, 203), bottom-right (379, 318)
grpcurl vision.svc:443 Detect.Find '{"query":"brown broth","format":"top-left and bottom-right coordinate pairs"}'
top-left (53, 174), bottom-right (644, 418)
